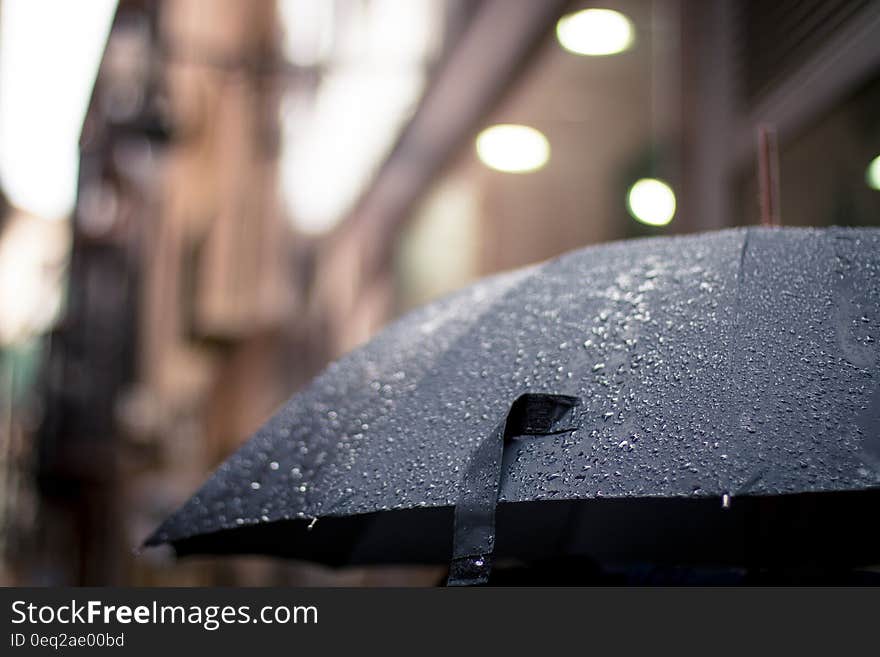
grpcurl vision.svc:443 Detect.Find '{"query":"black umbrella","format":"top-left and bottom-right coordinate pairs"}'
top-left (147, 227), bottom-right (880, 584)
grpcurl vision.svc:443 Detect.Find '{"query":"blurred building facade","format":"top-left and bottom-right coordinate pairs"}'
top-left (1, 0), bottom-right (879, 585)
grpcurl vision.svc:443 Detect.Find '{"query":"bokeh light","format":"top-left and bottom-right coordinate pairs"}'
top-left (555, 8), bottom-right (634, 57)
top-left (627, 178), bottom-right (676, 226)
top-left (475, 124), bottom-right (550, 174)
top-left (867, 154), bottom-right (880, 191)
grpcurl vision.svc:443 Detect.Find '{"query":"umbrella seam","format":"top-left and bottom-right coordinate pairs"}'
top-left (723, 227), bottom-right (752, 499)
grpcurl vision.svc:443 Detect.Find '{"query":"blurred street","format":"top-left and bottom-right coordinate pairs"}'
top-left (1, 0), bottom-right (879, 585)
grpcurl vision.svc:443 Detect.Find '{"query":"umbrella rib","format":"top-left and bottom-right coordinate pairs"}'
top-left (720, 228), bottom-right (753, 502)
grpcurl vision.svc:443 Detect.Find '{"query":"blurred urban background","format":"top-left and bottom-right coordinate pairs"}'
top-left (0, 0), bottom-right (879, 585)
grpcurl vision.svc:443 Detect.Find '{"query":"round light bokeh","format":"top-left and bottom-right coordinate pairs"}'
top-left (556, 8), bottom-right (635, 57)
top-left (475, 124), bottom-right (550, 174)
top-left (627, 178), bottom-right (676, 227)
top-left (866, 154), bottom-right (880, 191)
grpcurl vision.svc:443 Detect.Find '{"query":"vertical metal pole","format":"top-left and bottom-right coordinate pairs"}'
top-left (757, 124), bottom-right (781, 226)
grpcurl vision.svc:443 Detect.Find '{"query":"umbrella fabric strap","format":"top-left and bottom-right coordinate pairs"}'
top-left (447, 393), bottom-right (580, 586)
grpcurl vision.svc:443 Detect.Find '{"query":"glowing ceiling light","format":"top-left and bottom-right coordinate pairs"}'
top-left (475, 124), bottom-right (550, 174)
top-left (867, 154), bottom-right (880, 191)
top-left (627, 178), bottom-right (676, 227)
top-left (556, 8), bottom-right (634, 56)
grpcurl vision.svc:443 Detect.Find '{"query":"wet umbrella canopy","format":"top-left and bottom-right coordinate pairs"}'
top-left (147, 227), bottom-right (880, 582)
